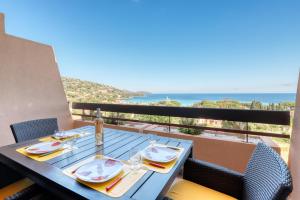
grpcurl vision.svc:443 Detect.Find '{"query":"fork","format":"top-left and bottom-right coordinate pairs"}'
top-left (38, 147), bottom-right (66, 157)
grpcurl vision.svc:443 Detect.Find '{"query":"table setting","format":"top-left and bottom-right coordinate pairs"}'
top-left (140, 144), bottom-right (183, 173)
top-left (40, 129), bottom-right (92, 142)
top-left (63, 155), bottom-right (148, 198)
top-left (4, 126), bottom-right (193, 199)
top-left (16, 129), bottom-right (91, 161)
top-left (61, 134), bottom-right (184, 197)
top-left (16, 140), bottom-right (73, 161)
top-left (14, 129), bottom-right (186, 197)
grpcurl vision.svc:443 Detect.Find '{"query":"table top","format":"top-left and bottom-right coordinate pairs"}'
top-left (0, 126), bottom-right (193, 200)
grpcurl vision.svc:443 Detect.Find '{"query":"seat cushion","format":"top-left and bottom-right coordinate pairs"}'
top-left (166, 178), bottom-right (237, 200)
top-left (0, 178), bottom-right (33, 199)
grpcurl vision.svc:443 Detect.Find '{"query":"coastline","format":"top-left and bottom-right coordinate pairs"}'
top-left (125, 93), bottom-right (296, 106)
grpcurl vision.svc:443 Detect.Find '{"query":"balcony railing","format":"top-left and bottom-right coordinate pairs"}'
top-left (71, 102), bottom-right (291, 140)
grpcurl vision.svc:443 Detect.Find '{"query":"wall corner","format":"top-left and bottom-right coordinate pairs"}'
top-left (0, 13), bottom-right (5, 34)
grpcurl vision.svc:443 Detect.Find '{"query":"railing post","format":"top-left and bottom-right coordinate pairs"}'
top-left (246, 122), bottom-right (249, 143)
top-left (82, 109), bottom-right (85, 120)
top-left (89, 109), bottom-right (93, 120)
top-left (117, 112), bottom-right (119, 125)
top-left (168, 116), bottom-right (171, 133)
top-left (68, 101), bottom-right (73, 114)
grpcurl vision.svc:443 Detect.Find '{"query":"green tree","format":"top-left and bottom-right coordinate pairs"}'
top-left (151, 100), bottom-right (181, 107)
top-left (250, 100), bottom-right (263, 110)
top-left (193, 100), bottom-right (218, 108)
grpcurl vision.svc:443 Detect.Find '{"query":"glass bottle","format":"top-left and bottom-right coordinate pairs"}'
top-left (95, 108), bottom-right (104, 146)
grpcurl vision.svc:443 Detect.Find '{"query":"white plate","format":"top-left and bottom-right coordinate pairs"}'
top-left (53, 131), bottom-right (80, 139)
top-left (74, 158), bottom-right (124, 183)
top-left (141, 145), bottom-right (178, 163)
top-left (26, 141), bottom-right (63, 155)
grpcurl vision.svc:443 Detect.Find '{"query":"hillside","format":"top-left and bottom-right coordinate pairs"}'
top-left (61, 77), bottom-right (145, 103)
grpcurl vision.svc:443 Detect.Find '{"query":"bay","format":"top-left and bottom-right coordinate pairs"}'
top-left (126, 93), bottom-right (296, 106)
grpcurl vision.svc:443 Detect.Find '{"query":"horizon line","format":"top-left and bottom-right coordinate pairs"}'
top-left (144, 92), bottom-right (296, 94)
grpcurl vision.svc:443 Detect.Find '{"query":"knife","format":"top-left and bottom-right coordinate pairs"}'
top-left (166, 146), bottom-right (181, 151)
top-left (144, 161), bottom-right (166, 169)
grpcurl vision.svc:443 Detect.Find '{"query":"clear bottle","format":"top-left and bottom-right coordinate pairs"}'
top-left (95, 108), bottom-right (104, 146)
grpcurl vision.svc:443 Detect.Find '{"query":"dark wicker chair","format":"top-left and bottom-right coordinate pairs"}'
top-left (1, 118), bottom-right (59, 199)
top-left (10, 118), bottom-right (58, 143)
top-left (167, 142), bottom-right (293, 200)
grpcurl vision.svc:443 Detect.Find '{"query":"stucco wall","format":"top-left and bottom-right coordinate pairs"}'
top-left (0, 13), bottom-right (73, 146)
top-left (0, 14), bottom-right (4, 34)
top-left (289, 74), bottom-right (300, 200)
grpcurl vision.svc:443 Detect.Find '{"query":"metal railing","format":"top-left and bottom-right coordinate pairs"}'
top-left (71, 102), bottom-right (291, 139)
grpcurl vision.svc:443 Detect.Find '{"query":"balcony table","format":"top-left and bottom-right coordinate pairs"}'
top-left (0, 126), bottom-right (193, 200)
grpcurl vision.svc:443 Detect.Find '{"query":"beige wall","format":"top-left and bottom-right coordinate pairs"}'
top-left (0, 14), bottom-right (4, 34)
top-left (289, 74), bottom-right (300, 199)
top-left (0, 13), bottom-right (73, 146)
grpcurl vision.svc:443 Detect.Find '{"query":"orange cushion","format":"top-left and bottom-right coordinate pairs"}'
top-left (167, 178), bottom-right (237, 200)
top-left (0, 178), bottom-right (33, 199)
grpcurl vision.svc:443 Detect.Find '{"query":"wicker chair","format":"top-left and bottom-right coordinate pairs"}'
top-left (10, 118), bottom-right (58, 143)
top-left (0, 118), bottom-right (59, 200)
top-left (166, 142), bottom-right (293, 200)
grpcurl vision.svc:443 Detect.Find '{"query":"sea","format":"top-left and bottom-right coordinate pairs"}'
top-left (126, 93), bottom-right (296, 106)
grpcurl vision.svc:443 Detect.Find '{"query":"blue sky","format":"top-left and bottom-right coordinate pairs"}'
top-left (0, 0), bottom-right (299, 93)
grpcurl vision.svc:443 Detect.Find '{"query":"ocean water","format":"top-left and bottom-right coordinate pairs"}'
top-left (126, 93), bottom-right (296, 106)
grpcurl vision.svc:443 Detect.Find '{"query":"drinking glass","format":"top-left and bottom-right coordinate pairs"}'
top-left (129, 148), bottom-right (141, 171)
top-left (67, 131), bottom-right (79, 150)
top-left (58, 129), bottom-right (77, 151)
top-left (148, 134), bottom-right (158, 146)
top-left (53, 129), bottom-right (60, 138)
top-left (54, 130), bottom-right (72, 150)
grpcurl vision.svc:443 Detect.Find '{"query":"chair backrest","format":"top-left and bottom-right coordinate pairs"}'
top-left (243, 143), bottom-right (293, 200)
top-left (10, 118), bottom-right (58, 143)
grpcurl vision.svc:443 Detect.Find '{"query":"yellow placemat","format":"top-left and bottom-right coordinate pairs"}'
top-left (16, 145), bottom-right (72, 162)
top-left (39, 132), bottom-right (91, 142)
top-left (142, 145), bottom-right (184, 174)
top-left (63, 155), bottom-right (148, 198)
